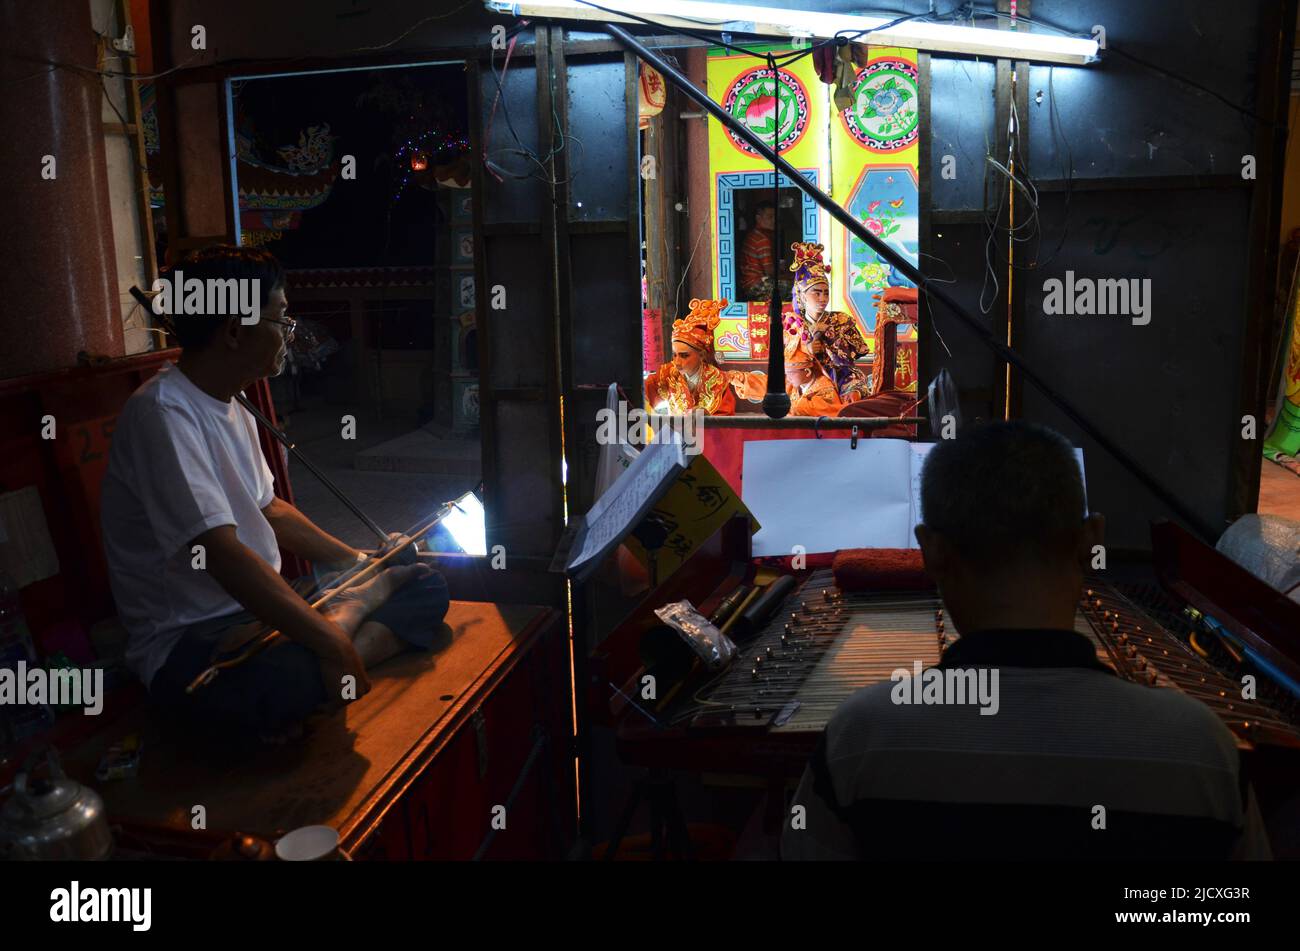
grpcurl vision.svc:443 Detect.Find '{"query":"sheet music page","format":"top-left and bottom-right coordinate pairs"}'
top-left (568, 440), bottom-right (687, 572)
top-left (743, 439), bottom-right (912, 555)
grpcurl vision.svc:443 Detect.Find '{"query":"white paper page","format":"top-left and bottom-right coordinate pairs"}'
top-left (743, 439), bottom-right (912, 556)
top-left (570, 440), bottom-right (686, 571)
top-left (907, 442), bottom-right (933, 547)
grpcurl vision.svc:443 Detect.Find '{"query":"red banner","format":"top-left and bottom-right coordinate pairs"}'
top-left (747, 306), bottom-right (770, 359)
top-left (642, 308), bottom-right (663, 374)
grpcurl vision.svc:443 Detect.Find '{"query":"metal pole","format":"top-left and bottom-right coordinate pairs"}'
top-left (604, 24), bottom-right (1215, 542)
top-left (233, 392), bottom-right (390, 545)
top-left (763, 51), bottom-right (790, 418)
top-left (701, 415), bottom-right (920, 430)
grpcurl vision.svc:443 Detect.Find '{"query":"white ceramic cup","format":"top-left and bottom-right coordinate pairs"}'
top-left (275, 825), bottom-right (340, 861)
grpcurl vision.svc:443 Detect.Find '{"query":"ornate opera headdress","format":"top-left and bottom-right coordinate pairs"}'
top-left (790, 242), bottom-right (830, 290)
top-left (671, 298), bottom-right (728, 358)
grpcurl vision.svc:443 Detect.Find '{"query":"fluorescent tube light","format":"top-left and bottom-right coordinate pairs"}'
top-left (484, 0), bottom-right (1099, 65)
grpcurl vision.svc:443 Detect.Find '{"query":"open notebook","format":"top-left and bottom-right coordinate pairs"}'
top-left (561, 441), bottom-right (690, 581)
top-left (562, 439), bottom-right (759, 583)
top-left (743, 439), bottom-right (1086, 557)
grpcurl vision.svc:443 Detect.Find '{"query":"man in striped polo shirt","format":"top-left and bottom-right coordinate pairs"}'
top-left (738, 201), bottom-right (777, 301)
top-left (783, 421), bottom-right (1270, 860)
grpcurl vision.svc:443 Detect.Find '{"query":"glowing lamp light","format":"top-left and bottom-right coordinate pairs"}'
top-left (440, 491), bottom-right (487, 556)
top-left (410, 151), bottom-right (429, 171)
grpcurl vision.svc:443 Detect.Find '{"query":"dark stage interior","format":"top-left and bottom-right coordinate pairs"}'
top-left (2, 1), bottom-right (1300, 924)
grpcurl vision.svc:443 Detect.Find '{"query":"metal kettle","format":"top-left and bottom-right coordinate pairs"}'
top-left (0, 748), bottom-right (113, 860)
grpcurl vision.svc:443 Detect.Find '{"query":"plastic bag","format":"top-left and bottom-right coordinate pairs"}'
top-left (654, 600), bottom-right (737, 671)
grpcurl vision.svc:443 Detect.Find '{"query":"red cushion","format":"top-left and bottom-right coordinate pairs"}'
top-left (832, 548), bottom-right (930, 591)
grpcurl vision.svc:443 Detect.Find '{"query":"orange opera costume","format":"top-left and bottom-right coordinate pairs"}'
top-left (730, 334), bottom-right (843, 417)
top-left (644, 298), bottom-right (740, 415)
top-left (783, 334), bottom-right (843, 416)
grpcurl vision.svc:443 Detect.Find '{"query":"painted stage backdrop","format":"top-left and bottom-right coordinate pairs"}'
top-left (703, 43), bottom-right (920, 389)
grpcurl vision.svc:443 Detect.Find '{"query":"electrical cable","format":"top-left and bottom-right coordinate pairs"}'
top-left (1030, 65), bottom-right (1074, 271)
top-left (978, 66), bottom-right (1075, 280)
top-left (483, 26), bottom-right (583, 187)
top-left (17, 52), bottom-right (205, 84)
top-left (675, 217), bottom-right (710, 320)
top-left (351, 0), bottom-right (484, 52)
top-left (978, 155), bottom-right (1006, 313)
top-left (483, 26), bottom-right (527, 179)
top-left (920, 279), bottom-right (954, 358)
top-left (917, 250), bottom-right (958, 285)
top-left (979, 64), bottom-right (1062, 311)
top-left (98, 69), bottom-right (152, 186)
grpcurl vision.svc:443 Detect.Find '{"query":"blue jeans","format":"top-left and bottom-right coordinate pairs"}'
top-left (149, 570), bottom-right (450, 740)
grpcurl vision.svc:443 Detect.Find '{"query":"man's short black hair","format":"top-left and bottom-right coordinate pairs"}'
top-left (920, 420), bottom-right (1086, 564)
top-left (754, 200), bottom-right (775, 215)
top-left (163, 245), bottom-right (287, 350)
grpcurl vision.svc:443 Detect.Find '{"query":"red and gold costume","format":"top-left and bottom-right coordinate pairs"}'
top-left (785, 242), bottom-right (872, 404)
top-left (644, 298), bottom-right (737, 415)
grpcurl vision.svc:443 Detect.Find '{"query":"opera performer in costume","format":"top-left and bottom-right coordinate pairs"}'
top-left (645, 298), bottom-right (757, 415)
top-left (782, 334), bottom-right (843, 416)
top-left (731, 333), bottom-right (843, 418)
top-left (785, 241), bottom-right (871, 404)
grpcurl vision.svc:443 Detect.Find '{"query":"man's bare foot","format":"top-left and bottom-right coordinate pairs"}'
top-left (353, 620), bottom-right (406, 668)
top-left (323, 564), bottom-right (432, 636)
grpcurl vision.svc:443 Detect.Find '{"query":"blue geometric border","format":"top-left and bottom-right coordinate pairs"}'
top-left (716, 169), bottom-right (819, 320)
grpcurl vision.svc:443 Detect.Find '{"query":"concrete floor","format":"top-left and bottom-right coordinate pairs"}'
top-left (355, 426), bottom-right (480, 476)
top-left (279, 402), bottom-right (480, 551)
top-left (1258, 458), bottom-right (1300, 523)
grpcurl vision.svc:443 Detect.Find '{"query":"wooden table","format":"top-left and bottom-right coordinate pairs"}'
top-left (63, 600), bottom-right (573, 859)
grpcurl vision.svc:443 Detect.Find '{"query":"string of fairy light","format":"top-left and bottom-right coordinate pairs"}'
top-left (392, 130), bottom-right (471, 201)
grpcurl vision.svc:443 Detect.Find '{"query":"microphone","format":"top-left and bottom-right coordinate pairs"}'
top-left (763, 186), bottom-right (789, 419)
top-left (762, 390), bottom-right (791, 419)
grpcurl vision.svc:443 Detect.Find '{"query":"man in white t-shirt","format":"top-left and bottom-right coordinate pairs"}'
top-left (101, 245), bottom-right (449, 743)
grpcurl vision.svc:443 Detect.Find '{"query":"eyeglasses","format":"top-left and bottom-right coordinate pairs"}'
top-left (262, 316), bottom-right (297, 341)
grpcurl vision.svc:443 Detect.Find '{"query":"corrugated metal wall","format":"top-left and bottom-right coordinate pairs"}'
top-left (919, 0), bottom-right (1295, 549)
